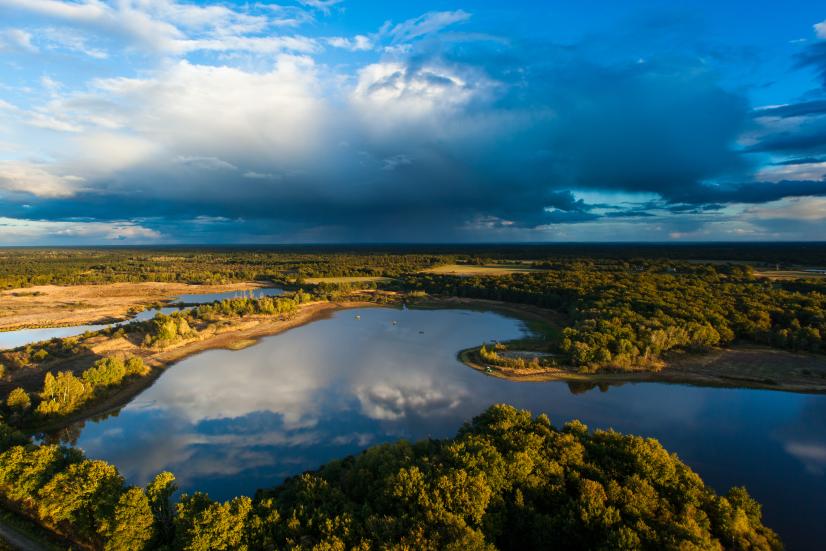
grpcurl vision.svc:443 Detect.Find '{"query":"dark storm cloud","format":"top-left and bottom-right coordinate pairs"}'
top-left (10, 15), bottom-right (825, 243)
top-left (772, 156), bottom-right (826, 166)
top-left (666, 203), bottom-right (727, 213)
top-left (533, 57), bottom-right (751, 201)
top-left (742, 41), bottom-right (826, 159)
top-left (797, 40), bottom-right (826, 88)
top-left (669, 180), bottom-right (826, 205)
top-left (756, 100), bottom-right (826, 119)
top-left (747, 116), bottom-right (826, 154)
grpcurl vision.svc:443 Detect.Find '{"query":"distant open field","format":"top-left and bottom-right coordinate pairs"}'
top-left (421, 263), bottom-right (546, 276)
top-left (753, 270), bottom-right (826, 280)
top-left (0, 282), bottom-right (272, 331)
top-left (302, 276), bottom-right (393, 284)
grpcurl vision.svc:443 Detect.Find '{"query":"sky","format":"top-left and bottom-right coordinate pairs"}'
top-left (0, 1), bottom-right (825, 244)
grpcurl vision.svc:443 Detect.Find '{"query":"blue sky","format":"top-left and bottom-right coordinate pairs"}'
top-left (0, 0), bottom-right (825, 244)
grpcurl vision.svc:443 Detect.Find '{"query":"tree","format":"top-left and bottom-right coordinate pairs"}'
top-left (147, 471), bottom-right (177, 546)
top-left (175, 493), bottom-right (252, 551)
top-left (37, 459), bottom-right (124, 544)
top-left (126, 356), bottom-right (148, 376)
top-left (37, 371), bottom-right (86, 415)
top-left (102, 487), bottom-right (154, 551)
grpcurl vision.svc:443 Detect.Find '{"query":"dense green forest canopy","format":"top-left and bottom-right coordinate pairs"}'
top-left (0, 405), bottom-right (780, 550)
top-left (404, 261), bottom-right (826, 369)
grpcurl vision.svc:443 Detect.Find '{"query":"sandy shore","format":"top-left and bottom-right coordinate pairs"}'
top-left (0, 281), bottom-right (276, 331)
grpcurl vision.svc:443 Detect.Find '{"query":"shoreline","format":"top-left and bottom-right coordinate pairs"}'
top-left (29, 300), bottom-right (390, 433)
top-left (27, 296), bottom-right (826, 434)
top-left (459, 344), bottom-right (826, 394)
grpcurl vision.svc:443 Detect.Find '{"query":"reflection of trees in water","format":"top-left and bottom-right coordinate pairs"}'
top-left (42, 407), bottom-right (125, 446)
top-left (41, 421), bottom-right (83, 446)
top-left (566, 381), bottom-right (624, 395)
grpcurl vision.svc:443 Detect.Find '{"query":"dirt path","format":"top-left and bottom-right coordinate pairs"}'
top-left (0, 521), bottom-right (49, 551)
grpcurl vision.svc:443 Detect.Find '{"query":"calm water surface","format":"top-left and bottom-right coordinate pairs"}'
top-left (0, 288), bottom-right (283, 349)
top-left (58, 307), bottom-right (825, 550)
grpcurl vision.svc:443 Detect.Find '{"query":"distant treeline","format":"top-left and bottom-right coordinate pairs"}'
top-left (2, 243), bottom-right (826, 289)
top-left (0, 404), bottom-right (780, 550)
top-left (0, 249), bottom-right (444, 289)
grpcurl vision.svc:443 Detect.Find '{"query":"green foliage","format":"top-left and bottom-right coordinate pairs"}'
top-left (33, 355), bottom-right (148, 419)
top-left (0, 444), bottom-right (82, 503)
top-left (0, 248), bottom-right (442, 289)
top-left (5, 387), bottom-right (30, 412)
top-left (37, 459), bottom-right (124, 543)
top-left (36, 371), bottom-right (86, 415)
top-left (148, 313), bottom-right (194, 345)
top-left (102, 487), bottom-right (155, 551)
top-left (0, 405), bottom-right (783, 550)
top-left (405, 261), bottom-right (826, 371)
top-left (147, 471), bottom-right (177, 547)
top-left (175, 493), bottom-right (252, 551)
top-left (250, 404), bottom-right (780, 550)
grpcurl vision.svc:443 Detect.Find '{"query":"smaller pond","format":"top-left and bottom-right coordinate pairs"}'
top-left (174, 287), bottom-right (283, 304)
top-left (0, 287), bottom-right (283, 350)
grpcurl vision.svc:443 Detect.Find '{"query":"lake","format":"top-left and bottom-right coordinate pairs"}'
top-left (55, 307), bottom-right (824, 550)
top-left (0, 287), bottom-right (283, 349)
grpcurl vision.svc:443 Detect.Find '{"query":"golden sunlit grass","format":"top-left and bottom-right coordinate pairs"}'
top-left (302, 276), bottom-right (393, 284)
top-left (420, 264), bottom-right (545, 276)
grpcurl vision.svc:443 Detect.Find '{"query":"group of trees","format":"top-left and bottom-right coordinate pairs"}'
top-left (0, 404), bottom-right (781, 549)
top-left (24, 355), bottom-right (147, 419)
top-left (478, 343), bottom-right (547, 370)
top-left (0, 335), bottom-right (87, 372)
top-left (404, 261), bottom-right (826, 371)
top-left (0, 441), bottom-right (169, 549)
top-left (141, 292), bottom-right (313, 347)
top-left (191, 291), bottom-right (312, 319)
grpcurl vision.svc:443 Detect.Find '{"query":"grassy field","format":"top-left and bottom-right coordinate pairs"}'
top-left (302, 276), bottom-right (393, 284)
top-left (420, 264), bottom-right (546, 276)
top-left (0, 282), bottom-right (274, 331)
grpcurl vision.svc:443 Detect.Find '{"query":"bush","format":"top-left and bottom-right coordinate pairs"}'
top-left (6, 387), bottom-right (30, 412)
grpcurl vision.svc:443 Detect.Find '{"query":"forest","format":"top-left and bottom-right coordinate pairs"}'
top-left (0, 404), bottom-right (780, 550)
top-left (1, 243), bottom-right (825, 289)
top-left (403, 261), bottom-right (826, 371)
